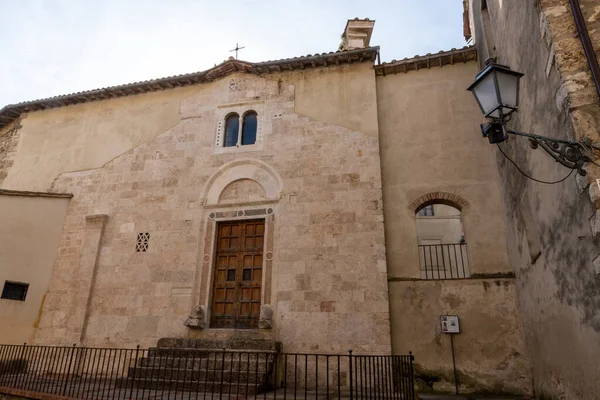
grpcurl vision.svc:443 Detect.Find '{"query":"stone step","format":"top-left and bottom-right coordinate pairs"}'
top-left (128, 366), bottom-right (271, 383)
top-left (123, 377), bottom-right (269, 395)
top-left (157, 338), bottom-right (281, 352)
top-left (140, 356), bottom-right (271, 370)
top-left (146, 348), bottom-right (278, 361)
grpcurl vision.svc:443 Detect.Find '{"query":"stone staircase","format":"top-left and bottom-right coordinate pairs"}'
top-left (125, 338), bottom-right (282, 395)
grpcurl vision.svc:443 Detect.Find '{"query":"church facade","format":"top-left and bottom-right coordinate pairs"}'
top-left (0, 19), bottom-right (533, 394)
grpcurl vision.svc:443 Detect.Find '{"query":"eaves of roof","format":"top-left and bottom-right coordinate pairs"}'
top-left (374, 46), bottom-right (477, 76)
top-left (0, 46), bottom-right (379, 130)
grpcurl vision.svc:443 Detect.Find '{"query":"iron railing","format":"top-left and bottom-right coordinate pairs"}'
top-left (0, 343), bottom-right (415, 399)
top-left (418, 243), bottom-right (469, 279)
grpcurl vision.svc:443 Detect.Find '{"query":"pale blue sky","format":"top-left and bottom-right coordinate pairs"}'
top-left (0, 0), bottom-right (467, 107)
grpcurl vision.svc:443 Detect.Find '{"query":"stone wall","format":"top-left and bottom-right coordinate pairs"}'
top-left (469, 1), bottom-right (600, 398)
top-left (31, 66), bottom-right (391, 355)
top-left (0, 119), bottom-right (21, 186)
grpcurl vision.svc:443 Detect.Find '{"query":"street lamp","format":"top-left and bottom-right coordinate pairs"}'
top-left (467, 58), bottom-right (592, 176)
top-left (467, 59), bottom-right (523, 122)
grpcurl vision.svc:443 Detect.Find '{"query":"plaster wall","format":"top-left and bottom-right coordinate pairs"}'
top-left (0, 89), bottom-right (199, 193)
top-left (376, 62), bottom-right (531, 394)
top-left (469, 1), bottom-right (600, 398)
top-left (31, 65), bottom-right (391, 355)
top-left (279, 62), bottom-right (379, 137)
top-left (376, 62), bottom-right (511, 278)
top-left (0, 63), bottom-right (380, 194)
top-left (390, 279), bottom-right (531, 395)
top-left (0, 195), bottom-right (69, 344)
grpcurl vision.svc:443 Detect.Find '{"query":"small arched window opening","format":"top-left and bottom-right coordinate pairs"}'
top-left (242, 111), bottom-right (257, 145)
top-left (415, 202), bottom-right (469, 279)
top-left (224, 113), bottom-right (240, 147)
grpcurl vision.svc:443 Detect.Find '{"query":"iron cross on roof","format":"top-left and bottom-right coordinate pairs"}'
top-left (229, 43), bottom-right (245, 59)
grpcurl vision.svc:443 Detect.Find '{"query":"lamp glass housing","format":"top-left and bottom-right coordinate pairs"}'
top-left (467, 62), bottom-right (524, 120)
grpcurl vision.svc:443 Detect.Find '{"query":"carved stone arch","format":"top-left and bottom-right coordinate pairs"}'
top-left (409, 192), bottom-right (469, 213)
top-left (202, 158), bottom-right (283, 206)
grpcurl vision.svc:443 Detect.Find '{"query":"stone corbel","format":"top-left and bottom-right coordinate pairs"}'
top-left (184, 305), bottom-right (206, 329)
top-left (258, 305), bottom-right (273, 329)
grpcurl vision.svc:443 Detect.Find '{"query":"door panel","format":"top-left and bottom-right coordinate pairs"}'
top-left (211, 219), bottom-right (264, 329)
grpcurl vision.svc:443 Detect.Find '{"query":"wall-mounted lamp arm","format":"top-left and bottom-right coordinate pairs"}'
top-left (506, 128), bottom-right (589, 176)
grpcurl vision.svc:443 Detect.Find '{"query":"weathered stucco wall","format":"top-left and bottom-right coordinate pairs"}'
top-left (281, 62), bottom-right (380, 137)
top-left (469, 1), bottom-right (600, 398)
top-left (376, 62), bottom-right (511, 278)
top-left (376, 61), bottom-right (531, 394)
top-left (390, 279), bottom-right (531, 395)
top-left (0, 62), bottom-right (380, 195)
top-left (31, 65), bottom-right (391, 355)
top-left (0, 88), bottom-right (196, 192)
top-left (0, 194), bottom-right (70, 344)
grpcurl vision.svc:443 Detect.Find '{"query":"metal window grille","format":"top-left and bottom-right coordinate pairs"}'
top-left (243, 269), bottom-right (252, 281)
top-left (1, 281), bottom-right (29, 301)
top-left (418, 243), bottom-right (469, 279)
top-left (227, 269), bottom-right (236, 281)
top-left (135, 233), bottom-right (150, 252)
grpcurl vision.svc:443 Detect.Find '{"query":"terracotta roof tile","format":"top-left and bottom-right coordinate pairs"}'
top-left (375, 46), bottom-right (477, 75)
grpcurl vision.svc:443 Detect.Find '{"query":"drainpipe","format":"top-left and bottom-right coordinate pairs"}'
top-left (569, 0), bottom-right (600, 99)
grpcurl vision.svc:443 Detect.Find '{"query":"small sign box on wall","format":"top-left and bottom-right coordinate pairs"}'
top-left (440, 315), bottom-right (460, 334)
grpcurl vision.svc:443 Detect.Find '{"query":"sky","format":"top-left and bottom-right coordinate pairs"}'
top-left (0, 0), bottom-right (467, 107)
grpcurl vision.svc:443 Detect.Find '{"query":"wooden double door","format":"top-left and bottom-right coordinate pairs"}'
top-left (210, 220), bottom-right (264, 329)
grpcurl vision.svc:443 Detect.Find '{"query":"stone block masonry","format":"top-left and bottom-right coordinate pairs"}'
top-left (33, 70), bottom-right (391, 355)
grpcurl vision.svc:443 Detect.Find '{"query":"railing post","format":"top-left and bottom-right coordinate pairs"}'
top-left (348, 350), bottom-right (353, 400)
top-left (220, 348), bottom-right (226, 400)
top-left (409, 351), bottom-right (415, 400)
top-left (128, 345), bottom-right (140, 400)
top-left (62, 343), bottom-right (76, 396)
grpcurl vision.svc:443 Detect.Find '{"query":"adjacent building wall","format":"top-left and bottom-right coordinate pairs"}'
top-left (0, 193), bottom-right (70, 344)
top-left (468, 1), bottom-right (600, 398)
top-left (377, 62), bottom-right (511, 278)
top-left (377, 62), bottom-right (532, 394)
top-left (390, 279), bottom-right (530, 394)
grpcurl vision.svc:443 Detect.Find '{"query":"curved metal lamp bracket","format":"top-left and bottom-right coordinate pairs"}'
top-left (481, 122), bottom-right (591, 176)
top-left (508, 129), bottom-right (590, 176)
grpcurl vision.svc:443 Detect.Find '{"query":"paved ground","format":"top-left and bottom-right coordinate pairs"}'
top-left (418, 394), bottom-right (536, 400)
top-left (2, 380), bottom-right (410, 400)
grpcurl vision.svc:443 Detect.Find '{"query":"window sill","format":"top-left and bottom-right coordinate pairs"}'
top-left (213, 142), bottom-right (263, 155)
